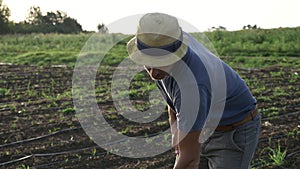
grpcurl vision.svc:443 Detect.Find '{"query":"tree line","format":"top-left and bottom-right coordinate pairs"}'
top-left (0, 0), bottom-right (108, 34)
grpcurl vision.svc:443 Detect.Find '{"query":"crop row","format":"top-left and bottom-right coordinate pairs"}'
top-left (0, 64), bottom-right (299, 168)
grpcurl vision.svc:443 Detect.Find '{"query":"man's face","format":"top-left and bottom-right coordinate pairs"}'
top-left (144, 65), bottom-right (172, 80)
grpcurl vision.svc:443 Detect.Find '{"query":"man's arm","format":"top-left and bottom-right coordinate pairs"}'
top-left (168, 106), bottom-right (178, 149)
top-left (168, 106), bottom-right (201, 169)
top-left (173, 130), bottom-right (201, 169)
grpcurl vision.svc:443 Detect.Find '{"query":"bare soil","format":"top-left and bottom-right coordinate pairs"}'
top-left (0, 64), bottom-right (299, 169)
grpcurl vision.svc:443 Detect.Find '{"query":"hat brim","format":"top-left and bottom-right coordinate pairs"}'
top-left (127, 34), bottom-right (188, 67)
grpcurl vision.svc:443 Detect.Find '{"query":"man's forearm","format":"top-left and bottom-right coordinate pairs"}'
top-left (173, 131), bottom-right (201, 169)
top-left (168, 105), bottom-right (179, 156)
top-left (167, 106), bottom-right (201, 168)
top-left (168, 106), bottom-right (176, 126)
top-left (168, 106), bottom-right (177, 137)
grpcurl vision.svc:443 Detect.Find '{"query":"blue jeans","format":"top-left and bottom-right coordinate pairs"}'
top-left (199, 113), bottom-right (261, 169)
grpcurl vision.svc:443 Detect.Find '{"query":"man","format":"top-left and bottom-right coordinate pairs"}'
top-left (127, 13), bottom-right (261, 169)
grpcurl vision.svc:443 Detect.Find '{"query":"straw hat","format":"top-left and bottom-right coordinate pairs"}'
top-left (127, 13), bottom-right (188, 67)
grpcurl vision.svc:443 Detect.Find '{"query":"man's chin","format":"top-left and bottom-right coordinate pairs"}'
top-left (151, 76), bottom-right (166, 80)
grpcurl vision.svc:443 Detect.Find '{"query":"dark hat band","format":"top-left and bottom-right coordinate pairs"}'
top-left (136, 30), bottom-right (183, 56)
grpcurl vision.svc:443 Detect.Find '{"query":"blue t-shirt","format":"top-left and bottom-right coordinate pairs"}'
top-left (156, 32), bottom-right (256, 132)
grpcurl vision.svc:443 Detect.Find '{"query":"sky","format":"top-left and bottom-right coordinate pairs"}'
top-left (2, 0), bottom-right (300, 34)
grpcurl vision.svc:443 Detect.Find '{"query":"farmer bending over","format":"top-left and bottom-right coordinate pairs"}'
top-left (127, 12), bottom-right (261, 169)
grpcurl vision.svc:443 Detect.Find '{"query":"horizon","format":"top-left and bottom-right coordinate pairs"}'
top-left (2, 0), bottom-right (300, 34)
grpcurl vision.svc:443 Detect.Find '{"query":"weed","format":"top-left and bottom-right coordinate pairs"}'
top-left (258, 95), bottom-right (271, 102)
top-left (267, 142), bottom-right (287, 166)
top-left (16, 164), bottom-right (30, 169)
top-left (42, 91), bottom-right (58, 107)
top-left (59, 113), bottom-right (65, 121)
top-left (105, 114), bottom-right (118, 120)
top-left (272, 86), bottom-right (287, 97)
top-left (48, 127), bottom-right (60, 133)
top-left (92, 148), bottom-right (97, 156)
top-left (265, 106), bottom-right (279, 118)
top-left (11, 122), bottom-right (17, 129)
top-left (76, 154), bottom-right (82, 159)
top-left (9, 104), bottom-right (17, 113)
top-left (270, 70), bottom-right (285, 78)
top-left (145, 137), bottom-right (153, 144)
top-left (48, 119), bottom-right (55, 123)
top-left (119, 126), bottom-right (132, 135)
top-left (62, 107), bottom-right (75, 114)
top-left (0, 87), bottom-right (10, 96)
top-left (156, 121), bottom-right (168, 126)
top-left (26, 82), bottom-right (37, 97)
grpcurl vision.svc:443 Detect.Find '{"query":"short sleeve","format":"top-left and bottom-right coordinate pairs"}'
top-left (174, 85), bottom-right (211, 132)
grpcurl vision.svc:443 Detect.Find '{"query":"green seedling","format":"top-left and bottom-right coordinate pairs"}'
top-left (267, 142), bottom-right (287, 166)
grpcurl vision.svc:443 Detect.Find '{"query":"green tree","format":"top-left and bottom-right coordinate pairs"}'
top-left (97, 23), bottom-right (108, 33)
top-left (23, 6), bottom-right (83, 34)
top-left (26, 6), bottom-right (43, 25)
top-left (43, 10), bottom-right (67, 26)
top-left (0, 0), bottom-right (10, 34)
top-left (57, 17), bottom-right (83, 33)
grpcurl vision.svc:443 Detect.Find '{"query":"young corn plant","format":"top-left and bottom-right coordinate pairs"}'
top-left (0, 87), bottom-right (10, 96)
top-left (268, 142), bottom-right (287, 166)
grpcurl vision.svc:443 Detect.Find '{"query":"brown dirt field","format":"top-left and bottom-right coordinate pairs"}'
top-left (0, 64), bottom-right (299, 169)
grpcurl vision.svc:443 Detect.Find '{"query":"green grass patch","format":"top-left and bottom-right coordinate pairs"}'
top-left (3, 51), bottom-right (78, 66)
top-left (0, 27), bottom-right (299, 68)
top-left (221, 56), bottom-right (300, 68)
